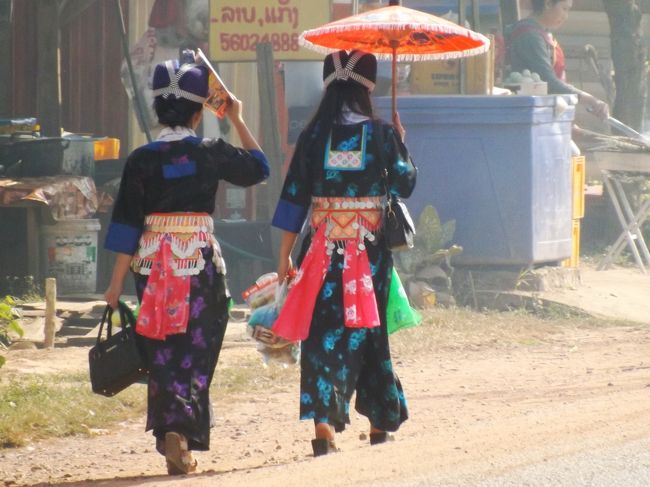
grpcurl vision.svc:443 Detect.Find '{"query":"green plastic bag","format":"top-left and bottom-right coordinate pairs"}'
top-left (386, 268), bottom-right (422, 334)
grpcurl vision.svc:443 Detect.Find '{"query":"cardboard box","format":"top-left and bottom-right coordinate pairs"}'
top-left (410, 60), bottom-right (460, 94)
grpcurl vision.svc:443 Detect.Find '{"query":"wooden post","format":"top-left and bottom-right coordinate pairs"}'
top-left (44, 278), bottom-right (56, 348)
top-left (604, 0), bottom-right (647, 130)
top-left (36, 0), bottom-right (62, 137)
top-left (0, 0), bottom-right (12, 117)
top-left (472, 0), bottom-right (481, 32)
top-left (25, 207), bottom-right (41, 282)
top-left (115, 0), bottom-right (152, 143)
top-left (458, 0), bottom-right (467, 94)
top-left (499, 0), bottom-right (520, 32)
top-left (255, 43), bottom-right (284, 222)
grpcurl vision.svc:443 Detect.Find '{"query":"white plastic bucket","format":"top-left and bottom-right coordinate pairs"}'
top-left (41, 219), bottom-right (101, 294)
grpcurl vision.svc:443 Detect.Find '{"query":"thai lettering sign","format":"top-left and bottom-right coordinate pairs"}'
top-left (209, 0), bottom-right (331, 62)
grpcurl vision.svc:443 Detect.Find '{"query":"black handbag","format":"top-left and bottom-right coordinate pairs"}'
top-left (374, 121), bottom-right (416, 251)
top-left (384, 195), bottom-right (416, 251)
top-left (88, 301), bottom-right (148, 397)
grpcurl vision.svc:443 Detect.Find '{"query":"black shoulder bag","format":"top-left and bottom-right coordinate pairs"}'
top-left (374, 121), bottom-right (416, 251)
top-left (89, 301), bottom-right (148, 397)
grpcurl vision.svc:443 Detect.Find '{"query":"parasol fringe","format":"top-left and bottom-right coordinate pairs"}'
top-left (299, 23), bottom-right (490, 61)
top-left (298, 39), bottom-right (340, 55)
top-left (301, 21), bottom-right (490, 44)
top-left (299, 36), bottom-right (490, 62)
top-left (394, 46), bottom-right (489, 61)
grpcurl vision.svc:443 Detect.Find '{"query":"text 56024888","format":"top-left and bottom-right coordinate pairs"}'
top-left (219, 33), bottom-right (300, 52)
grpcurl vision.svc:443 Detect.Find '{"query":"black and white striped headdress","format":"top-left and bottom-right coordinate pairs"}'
top-left (323, 50), bottom-right (377, 91)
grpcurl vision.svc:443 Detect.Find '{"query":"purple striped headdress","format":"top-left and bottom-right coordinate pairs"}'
top-left (152, 59), bottom-right (208, 103)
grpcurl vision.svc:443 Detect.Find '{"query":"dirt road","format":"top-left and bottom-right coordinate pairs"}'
top-left (2, 314), bottom-right (650, 486)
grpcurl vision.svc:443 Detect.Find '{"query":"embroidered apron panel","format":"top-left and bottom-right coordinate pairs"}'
top-left (311, 196), bottom-right (382, 241)
top-left (131, 213), bottom-right (226, 277)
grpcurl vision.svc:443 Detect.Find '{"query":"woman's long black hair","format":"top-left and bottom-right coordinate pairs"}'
top-left (303, 81), bottom-right (376, 139)
top-left (154, 97), bottom-right (203, 128)
top-left (296, 80), bottom-right (376, 179)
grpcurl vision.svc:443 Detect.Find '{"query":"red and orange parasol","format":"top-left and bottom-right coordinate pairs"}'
top-left (300, 0), bottom-right (490, 121)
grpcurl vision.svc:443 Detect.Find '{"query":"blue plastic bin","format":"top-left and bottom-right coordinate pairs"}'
top-left (376, 95), bottom-right (576, 265)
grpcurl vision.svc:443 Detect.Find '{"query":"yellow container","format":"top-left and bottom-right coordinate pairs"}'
top-left (94, 138), bottom-right (120, 160)
top-left (571, 155), bottom-right (586, 219)
top-left (562, 219), bottom-right (581, 268)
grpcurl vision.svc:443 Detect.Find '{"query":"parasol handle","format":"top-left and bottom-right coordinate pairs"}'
top-left (391, 42), bottom-right (398, 126)
top-left (392, 48), bottom-right (397, 125)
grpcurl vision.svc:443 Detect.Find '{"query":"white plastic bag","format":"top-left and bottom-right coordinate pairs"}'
top-left (246, 280), bottom-right (300, 366)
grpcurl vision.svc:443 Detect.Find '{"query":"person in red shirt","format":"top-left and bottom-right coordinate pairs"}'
top-left (506, 0), bottom-right (609, 120)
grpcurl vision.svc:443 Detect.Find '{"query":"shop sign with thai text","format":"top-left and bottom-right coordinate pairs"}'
top-left (209, 0), bottom-right (331, 62)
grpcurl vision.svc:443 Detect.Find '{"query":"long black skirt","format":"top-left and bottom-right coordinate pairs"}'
top-left (298, 234), bottom-right (409, 433)
top-left (134, 247), bottom-right (229, 451)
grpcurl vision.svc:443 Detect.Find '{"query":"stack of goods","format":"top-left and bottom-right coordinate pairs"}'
top-left (243, 272), bottom-right (299, 365)
top-left (0, 118), bottom-right (39, 177)
top-left (502, 69), bottom-right (547, 95)
top-left (0, 118), bottom-right (39, 136)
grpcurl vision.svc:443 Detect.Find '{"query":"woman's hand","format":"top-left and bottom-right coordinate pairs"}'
top-left (581, 93), bottom-right (609, 120)
top-left (104, 282), bottom-right (123, 310)
top-left (277, 256), bottom-right (294, 285)
top-left (393, 112), bottom-right (406, 142)
top-left (277, 231), bottom-right (298, 283)
top-left (104, 253), bottom-right (132, 309)
top-left (225, 95), bottom-right (243, 123)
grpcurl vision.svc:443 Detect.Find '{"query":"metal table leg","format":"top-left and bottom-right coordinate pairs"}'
top-left (613, 176), bottom-right (650, 265)
top-left (598, 170), bottom-right (650, 273)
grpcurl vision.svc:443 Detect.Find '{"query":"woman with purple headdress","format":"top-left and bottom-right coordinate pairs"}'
top-left (103, 54), bottom-right (268, 475)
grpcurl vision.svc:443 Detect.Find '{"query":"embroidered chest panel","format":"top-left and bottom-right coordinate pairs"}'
top-left (324, 124), bottom-right (367, 171)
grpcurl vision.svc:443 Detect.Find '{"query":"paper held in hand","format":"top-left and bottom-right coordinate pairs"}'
top-left (197, 48), bottom-right (232, 118)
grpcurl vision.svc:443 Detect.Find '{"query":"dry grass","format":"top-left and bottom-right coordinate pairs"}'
top-left (0, 373), bottom-right (146, 448)
top-left (390, 306), bottom-right (632, 357)
top-left (212, 351), bottom-right (299, 402)
top-left (0, 352), bottom-right (297, 449)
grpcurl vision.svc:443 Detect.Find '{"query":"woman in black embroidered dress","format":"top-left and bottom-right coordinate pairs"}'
top-left (104, 56), bottom-right (268, 475)
top-left (271, 50), bottom-right (417, 456)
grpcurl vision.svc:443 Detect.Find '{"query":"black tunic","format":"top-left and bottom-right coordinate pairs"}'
top-left (272, 120), bottom-right (416, 432)
top-left (105, 134), bottom-right (268, 450)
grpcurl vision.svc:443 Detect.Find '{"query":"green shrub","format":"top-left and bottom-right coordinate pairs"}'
top-left (0, 296), bottom-right (24, 368)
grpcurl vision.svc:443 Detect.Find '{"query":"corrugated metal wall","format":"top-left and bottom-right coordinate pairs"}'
top-left (60, 0), bottom-right (129, 149)
top-left (126, 0), bottom-right (155, 151)
top-left (10, 1), bottom-right (38, 120)
top-left (11, 0), bottom-right (130, 157)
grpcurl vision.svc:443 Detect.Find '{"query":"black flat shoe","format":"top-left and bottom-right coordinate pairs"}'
top-left (369, 432), bottom-right (392, 445)
top-left (311, 438), bottom-right (338, 457)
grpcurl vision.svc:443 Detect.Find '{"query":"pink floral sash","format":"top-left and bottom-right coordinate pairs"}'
top-left (136, 237), bottom-right (191, 340)
top-left (133, 213), bottom-right (224, 340)
top-left (272, 197), bottom-right (382, 341)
